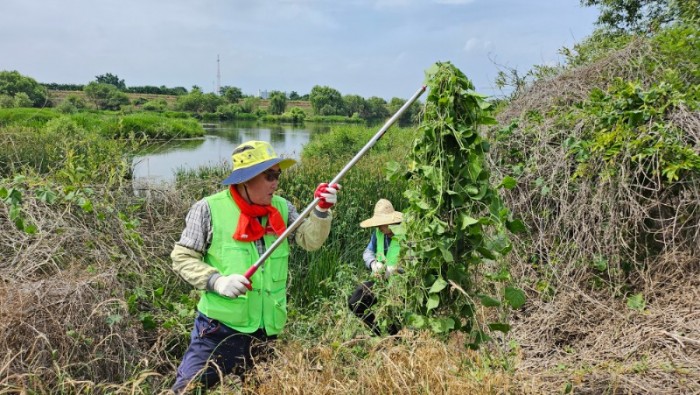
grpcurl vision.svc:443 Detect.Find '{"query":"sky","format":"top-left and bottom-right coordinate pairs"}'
top-left (0, 0), bottom-right (600, 100)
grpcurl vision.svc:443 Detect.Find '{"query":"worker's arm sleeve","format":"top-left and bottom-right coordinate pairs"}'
top-left (363, 233), bottom-right (377, 269)
top-left (171, 199), bottom-right (218, 290)
top-left (171, 244), bottom-right (218, 290)
top-left (290, 201), bottom-right (333, 251)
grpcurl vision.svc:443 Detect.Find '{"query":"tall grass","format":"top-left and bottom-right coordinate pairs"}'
top-left (0, 119), bottom-right (134, 182)
top-left (0, 107), bottom-right (59, 127)
top-left (0, 108), bottom-right (204, 140)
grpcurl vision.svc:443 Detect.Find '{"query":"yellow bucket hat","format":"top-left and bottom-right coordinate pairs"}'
top-left (222, 140), bottom-right (296, 185)
top-left (360, 199), bottom-right (403, 228)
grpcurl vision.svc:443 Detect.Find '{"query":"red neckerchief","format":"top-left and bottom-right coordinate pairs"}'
top-left (229, 185), bottom-right (286, 242)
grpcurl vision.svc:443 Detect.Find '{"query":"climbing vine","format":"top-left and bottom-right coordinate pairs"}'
top-left (391, 62), bottom-right (525, 346)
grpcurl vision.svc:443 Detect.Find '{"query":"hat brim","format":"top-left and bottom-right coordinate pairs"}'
top-left (359, 212), bottom-right (403, 228)
top-left (222, 157), bottom-right (296, 185)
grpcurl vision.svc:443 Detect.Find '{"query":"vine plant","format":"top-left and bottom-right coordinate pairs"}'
top-left (389, 62), bottom-right (525, 347)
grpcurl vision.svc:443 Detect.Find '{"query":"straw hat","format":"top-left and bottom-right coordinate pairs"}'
top-left (360, 199), bottom-right (403, 228)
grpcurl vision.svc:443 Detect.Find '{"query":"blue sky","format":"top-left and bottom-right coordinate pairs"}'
top-left (1, 0), bottom-right (599, 100)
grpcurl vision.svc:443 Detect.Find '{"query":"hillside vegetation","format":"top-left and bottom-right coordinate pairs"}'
top-left (490, 22), bottom-right (700, 393)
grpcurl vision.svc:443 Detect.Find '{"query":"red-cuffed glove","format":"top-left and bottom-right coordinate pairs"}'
top-left (314, 183), bottom-right (341, 210)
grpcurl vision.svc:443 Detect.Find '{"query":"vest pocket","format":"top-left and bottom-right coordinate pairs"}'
top-left (269, 249), bottom-right (289, 284)
top-left (271, 289), bottom-right (287, 329)
top-left (221, 247), bottom-right (251, 275)
top-left (205, 293), bottom-right (251, 327)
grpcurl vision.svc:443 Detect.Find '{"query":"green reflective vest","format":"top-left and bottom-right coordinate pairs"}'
top-left (197, 189), bottom-right (290, 335)
top-left (375, 228), bottom-right (401, 267)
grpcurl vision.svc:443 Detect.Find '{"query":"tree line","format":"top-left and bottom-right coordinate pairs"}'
top-left (1, 71), bottom-right (422, 125)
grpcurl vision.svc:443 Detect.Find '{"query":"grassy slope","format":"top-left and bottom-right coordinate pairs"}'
top-left (488, 24), bottom-right (700, 394)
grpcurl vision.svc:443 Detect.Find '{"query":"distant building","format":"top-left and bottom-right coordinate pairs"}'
top-left (258, 90), bottom-right (269, 99)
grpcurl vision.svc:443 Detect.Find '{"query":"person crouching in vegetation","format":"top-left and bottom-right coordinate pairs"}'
top-left (170, 140), bottom-right (340, 393)
top-left (348, 198), bottom-right (403, 336)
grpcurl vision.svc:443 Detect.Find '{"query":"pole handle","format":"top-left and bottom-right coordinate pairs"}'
top-left (243, 265), bottom-right (258, 290)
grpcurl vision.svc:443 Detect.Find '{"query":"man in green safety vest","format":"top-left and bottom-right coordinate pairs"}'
top-left (348, 198), bottom-right (404, 336)
top-left (170, 140), bottom-right (340, 393)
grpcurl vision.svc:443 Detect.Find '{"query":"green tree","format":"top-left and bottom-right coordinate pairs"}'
top-left (83, 82), bottom-right (129, 110)
top-left (240, 97), bottom-right (261, 114)
top-left (95, 73), bottom-right (126, 90)
top-left (342, 94), bottom-right (368, 117)
top-left (220, 86), bottom-right (243, 103)
top-left (581, 0), bottom-right (700, 33)
top-left (362, 96), bottom-right (390, 122)
top-left (309, 85), bottom-right (344, 115)
top-left (0, 70), bottom-right (49, 107)
top-left (268, 90), bottom-right (287, 115)
top-left (288, 91), bottom-right (301, 100)
top-left (286, 107), bottom-right (306, 123)
top-left (175, 88), bottom-right (224, 114)
top-left (13, 92), bottom-right (33, 108)
top-left (57, 94), bottom-right (88, 114)
top-left (0, 95), bottom-right (15, 108)
top-left (388, 97), bottom-right (422, 126)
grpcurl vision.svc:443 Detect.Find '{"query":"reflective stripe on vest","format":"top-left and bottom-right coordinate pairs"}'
top-left (375, 228), bottom-right (400, 267)
top-left (197, 189), bottom-right (290, 335)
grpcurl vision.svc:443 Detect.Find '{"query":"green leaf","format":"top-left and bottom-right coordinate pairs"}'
top-left (627, 293), bottom-right (645, 311)
top-left (407, 314), bottom-right (427, 329)
top-left (478, 294), bottom-right (501, 307)
top-left (500, 176), bottom-right (517, 189)
top-left (504, 287), bottom-right (527, 309)
top-left (439, 246), bottom-right (454, 262)
top-left (484, 267), bottom-right (511, 281)
top-left (23, 223), bottom-right (38, 235)
top-left (506, 219), bottom-right (526, 233)
top-left (487, 234), bottom-right (512, 255)
top-left (477, 247), bottom-right (497, 260)
top-left (139, 313), bottom-right (157, 330)
top-left (424, 63), bottom-right (441, 84)
top-left (36, 188), bottom-right (57, 204)
top-left (426, 294), bottom-right (440, 311)
top-left (5, 188), bottom-right (22, 205)
top-left (385, 160), bottom-right (400, 174)
top-left (106, 314), bottom-right (123, 327)
top-left (388, 223), bottom-right (406, 236)
top-left (80, 199), bottom-right (93, 213)
top-left (487, 322), bottom-right (511, 333)
top-left (429, 317), bottom-right (456, 333)
top-left (429, 277), bottom-right (448, 294)
top-left (9, 204), bottom-right (22, 221)
top-left (460, 215), bottom-right (479, 230)
top-left (468, 329), bottom-right (492, 350)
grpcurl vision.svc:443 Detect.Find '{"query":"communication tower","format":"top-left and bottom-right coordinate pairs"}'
top-left (216, 54), bottom-right (221, 95)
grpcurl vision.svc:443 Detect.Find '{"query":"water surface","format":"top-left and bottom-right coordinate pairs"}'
top-left (132, 121), bottom-right (329, 186)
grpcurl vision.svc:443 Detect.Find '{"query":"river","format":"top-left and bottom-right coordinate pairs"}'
top-left (132, 121), bottom-right (330, 187)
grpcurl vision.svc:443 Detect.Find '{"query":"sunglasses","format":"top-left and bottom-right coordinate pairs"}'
top-left (262, 169), bottom-right (282, 181)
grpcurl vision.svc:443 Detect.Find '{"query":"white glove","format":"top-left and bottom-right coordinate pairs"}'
top-left (370, 260), bottom-right (384, 277)
top-left (213, 274), bottom-right (250, 298)
top-left (385, 265), bottom-right (400, 279)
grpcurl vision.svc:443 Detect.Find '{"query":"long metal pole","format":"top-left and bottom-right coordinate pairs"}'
top-left (243, 85), bottom-right (426, 285)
